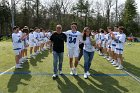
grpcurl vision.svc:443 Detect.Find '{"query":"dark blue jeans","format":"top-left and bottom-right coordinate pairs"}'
top-left (83, 50), bottom-right (94, 73)
top-left (53, 51), bottom-right (64, 74)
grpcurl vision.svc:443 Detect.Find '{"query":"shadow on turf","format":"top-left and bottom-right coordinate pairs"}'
top-left (89, 69), bottom-right (129, 93)
top-left (30, 50), bottom-right (49, 66)
top-left (123, 61), bottom-right (140, 78)
top-left (56, 75), bottom-right (82, 93)
top-left (7, 62), bottom-right (32, 93)
top-left (78, 64), bottom-right (129, 93)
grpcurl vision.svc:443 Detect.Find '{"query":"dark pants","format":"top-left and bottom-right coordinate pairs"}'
top-left (78, 49), bottom-right (83, 61)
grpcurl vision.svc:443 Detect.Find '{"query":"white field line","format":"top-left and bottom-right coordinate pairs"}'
top-left (123, 69), bottom-right (140, 84)
top-left (0, 66), bottom-right (15, 76)
top-left (98, 55), bottom-right (140, 84)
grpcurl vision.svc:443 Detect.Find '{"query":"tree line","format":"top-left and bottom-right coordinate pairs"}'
top-left (0, 0), bottom-right (140, 36)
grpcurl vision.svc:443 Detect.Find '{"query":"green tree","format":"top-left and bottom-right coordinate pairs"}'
top-left (72, 0), bottom-right (91, 27)
top-left (123, 0), bottom-right (137, 35)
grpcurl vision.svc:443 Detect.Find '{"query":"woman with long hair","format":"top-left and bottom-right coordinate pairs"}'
top-left (83, 27), bottom-right (96, 79)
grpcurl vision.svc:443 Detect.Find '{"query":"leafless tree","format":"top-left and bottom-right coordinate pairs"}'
top-left (104, 0), bottom-right (115, 26)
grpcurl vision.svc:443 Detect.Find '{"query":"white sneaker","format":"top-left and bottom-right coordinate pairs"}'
top-left (30, 54), bottom-right (33, 58)
top-left (110, 59), bottom-right (114, 63)
top-left (107, 57), bottom-right (112, 61)
top-left (113, 62), bottom-right (120, 67)
top-left (86, 71), bottom-right (91, 76)
top-left (16, 64), bottom-right (23, 69)
top-left (33, 53), bottom-right (37, 56)
top-left (111, 61), bottom-right (116, 65)
top-left (73, 68), bottom-right (78, 75)
top-left (23, 57), bottom-right (28, 62)
top-left (103, 56), bottom-right (107, 59)
top-left (99, 53), bottom-right (103, 56)
top-left (36, 51), bottom-right (39, 54)
top-left (59, 71), bottom-right (63, 75)
top-left (70, 71), bottom-right (73, 75)
top-left (84, 73), bottom-right (88, 79)
top-left (19, 59), bottom-right (24, 64)
top-left (52, 74), bottom-right (58, 78)
top-left (116, 65), bottom-right (123, 70)
top-left (107, 58), bottom-right (110, 61)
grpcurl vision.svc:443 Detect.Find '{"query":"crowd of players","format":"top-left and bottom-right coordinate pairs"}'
top-left (12, 23), bottom-right (126, 79)
top-left (94, 26), bottom-right (126, 70)
top-left (12, 26), bottom-right (52, 68)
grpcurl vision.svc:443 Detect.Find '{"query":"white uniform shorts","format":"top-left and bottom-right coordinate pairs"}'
top-left (68, 47), bottom-right (79, 58)
top-left (34, 39), bottom-right (39, 46)
top-left (13, 48), bottom-right (21, 55)
top-left (45, 38), bottom-right (49, 43)
top-left (115, 48), bottom-right (123, 54)
top-left (29, 42), bottom-right (35, 47)
top-left (102, 41), bottom-right (105, 48)
top-left (111, 44), bottom-right (116, 51)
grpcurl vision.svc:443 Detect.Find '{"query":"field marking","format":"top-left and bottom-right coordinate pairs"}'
top-left (98, 55), bottom-right (140, 84)
top-left (0, 71), bottom-right (129, 77)
top-left (123, 68), bottom-right (140, 84)
top-left (0, 66), bottom-right (15, 76)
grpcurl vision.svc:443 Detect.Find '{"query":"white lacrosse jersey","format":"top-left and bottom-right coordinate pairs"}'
top-left (64, 30), bottom-right (82, 49)
top-left (115, 33), bottom-right (126, 49)
top-left (111, 32), bottom-right (119, 45)
top-left (29, 33), bottom-right (34, 43)
top-left (12, 33), bottom-right (21, 50)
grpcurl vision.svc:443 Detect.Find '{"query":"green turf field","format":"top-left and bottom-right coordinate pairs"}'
top-left (0, 40), bottom-right (140, 93)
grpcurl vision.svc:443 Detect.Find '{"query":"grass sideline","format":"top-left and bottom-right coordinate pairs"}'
top-left (0, 41), bottom-right (140, 93)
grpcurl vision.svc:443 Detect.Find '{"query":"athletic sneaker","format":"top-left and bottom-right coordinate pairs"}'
top-left (52, 74), bottom-right (58, 78)
top-left (113, 62), bottom-right (120, 67)
top-left (70, 71), bottom-right (73, 75)
top-left (107, 57), bottom-right (111, 61)
top-left (70, 68), bottom-right (74, 75)
top-left (110, 59), bottom-right (114, 63)
top-left (33, 53), bottom-right (37, 56)
top-left (99, 53), bottom-right (103, 56)
top-left (37, 51), bottom-right (40, 54)
top-left (59, 71), bottom-right (63, 75)
top-left (86, 71), bottom-right (91, 76)
top-left (19, 59), bottom-right (24, 64)
top-left (103, 56), bottom-right (107, 59)
top-left (23, 57), bottom-right (28, 62)
top-left (30, 55), bottom-right (36, 59)
top-left (111, 61), bottom-right (116, 65)
top-left (73, 68), bottom-right (77, 75)
top-left (84, 73), bottom-right (88, 79)
top-left (16, 64), bottom-right (23, 69)
top-left (116, 65), bottom-right (123, 70)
